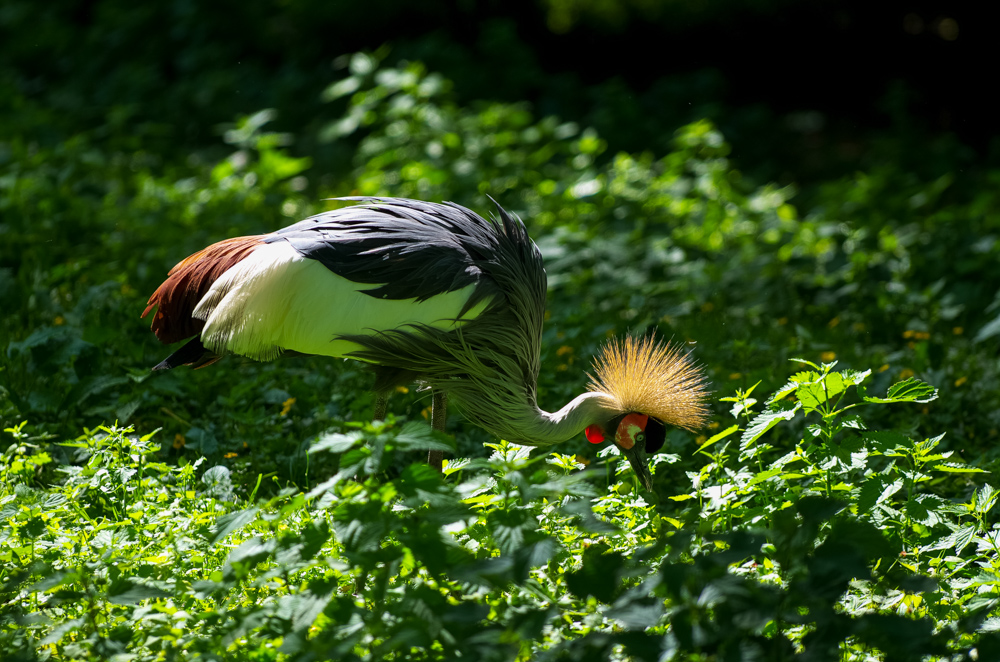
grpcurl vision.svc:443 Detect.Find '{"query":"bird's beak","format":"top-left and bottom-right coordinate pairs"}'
top-left (620, 443), bottom-right (653, 491)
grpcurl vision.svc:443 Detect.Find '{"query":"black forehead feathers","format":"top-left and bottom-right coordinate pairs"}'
top-left (644, 417), bottom-right (666, 454)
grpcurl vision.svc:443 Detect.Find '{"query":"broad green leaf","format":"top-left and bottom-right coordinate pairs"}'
top-left (747, 467), bottom-right (782, 486)
top-left (864, 430), bottom-right (913, 452)
top-left (393, 420), bottom-right (455, 452)
top-left (332, 508), bottom-right (387, 554)
top-left (226, 536), bottom-right (275, 565)
top-left (695, 424), bottom-right (739, 454)
top-left (740, 402), bottom-right (801, 449)
top-left (488, 509), bottom-right (531, 555)
top-left (841, 369), bottom-right (872, 388)
top-left (906, 494), bottom-right (947, 527)
top-left (767, 380), bottom-right (800, 405)
top-left (797, 372), bottom-right (845, 412)
top-left (860, 377), bottom-right (938, 404)
top-left (974, 313), bottom-right (1000, 343)
top-left (29, 570), bottom-right (73, 593)
top-left (915, 433), bottom-right (947, 455)
top-left (444, 457), bottom-right (471, 475)
top-left (605, 599), bottom-right (666, 630)
top-left (289, 591), bottom-right (334, 632)
top-left (39, 618), bottom-right (85, 646)
top-left (931, 462), bottom-right (989, 474)
top-left (209, 507), bottom-right (260, 545)
top-left (857, 476), bottom-right (904, 513)
top-left (310, 431), bottom-right (363, 454)
top-left (791, 369), bottom-right (820, 384)
top-left (107, 578), bottom-right (172, 604)
top-left (841, 415), bottom-right (867, 430)
top-left (558, 498), bottom-right (619, 534)
top-left (922, 524), bottom-right (977, 555)
top-left (975, 484), bottom-right (999, 514)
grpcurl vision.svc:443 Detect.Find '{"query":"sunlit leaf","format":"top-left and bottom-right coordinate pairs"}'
top-left (860, 378), bottom-right (938, 404)
top-left (740, 402), bottom-right (801, 449)
top-left (921, 524), bottom-right (977, 555)
top-left (931, 462), bottom-right (988, 474)
top-left (840, 369), bottom-right (872, 388)
top-left (309, 431), bottom-right (363, 455)
top-left (695, 424), bottom-right (739, 454)
top-left (975, 484), bottom-right (999, 514)
top-left (796, 372), bottom-right (845, 413)
top-left (906, 495), bottom-right (946, 527)
top-left (209, 507), bottom-right (260, 545)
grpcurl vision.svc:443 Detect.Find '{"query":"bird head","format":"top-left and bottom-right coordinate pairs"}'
top-left (583, 336), bottom-right (709, 491)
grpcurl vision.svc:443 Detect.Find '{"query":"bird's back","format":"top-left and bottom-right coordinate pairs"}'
top-left (145, 198), bottom-right (548, 435)
top-left (268, 198), bottom-right (506, 315)
top-left (312, 199), bottom-right (549, 438)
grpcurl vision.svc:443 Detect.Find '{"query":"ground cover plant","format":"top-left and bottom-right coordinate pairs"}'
top-left (3, 32), bottom-right (1000, 662)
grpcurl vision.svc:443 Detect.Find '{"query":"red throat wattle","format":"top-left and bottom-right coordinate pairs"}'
top-left (585, 425), bottom-right (605, 444)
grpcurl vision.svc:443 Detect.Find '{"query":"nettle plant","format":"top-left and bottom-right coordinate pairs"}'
top-left (660, 359), bottom-right (1000, 654)
top-left (5, 361), bottom-right (1000, 660)
top-left (690, 360), bottom-right (952, 515)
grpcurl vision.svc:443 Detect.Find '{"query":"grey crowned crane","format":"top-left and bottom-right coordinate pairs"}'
top-left (143, 198), bottom-right (708, 489)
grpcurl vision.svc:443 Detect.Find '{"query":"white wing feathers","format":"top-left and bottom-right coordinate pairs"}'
top-left (193, 241), bottom-right (489, 361)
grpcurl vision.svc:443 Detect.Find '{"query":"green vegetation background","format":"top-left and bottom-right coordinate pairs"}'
top-left (3, 2), bottom-right (1000, 660)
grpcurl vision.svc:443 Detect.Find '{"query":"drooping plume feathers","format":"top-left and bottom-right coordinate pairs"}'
top-left (588, 336), bottom-right (709, 432)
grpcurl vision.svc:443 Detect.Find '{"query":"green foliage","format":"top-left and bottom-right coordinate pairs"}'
top-left (3, 364), bottom-right (998, 660)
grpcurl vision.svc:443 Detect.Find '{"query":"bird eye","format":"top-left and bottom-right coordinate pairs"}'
top-left (635, 432), bottom-right (645, 444)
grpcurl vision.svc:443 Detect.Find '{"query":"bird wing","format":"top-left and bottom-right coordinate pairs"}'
top-left (188, 199), bottom-right (505, 362)
top-left (267, 198), bottom-right (502, 316)
top-left (193, 240), bottom-right (489, 361)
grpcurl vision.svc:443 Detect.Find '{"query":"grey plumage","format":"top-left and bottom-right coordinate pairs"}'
top-left (319, 198), bottom-right (549, 445)
top-left (268, 198), bottom-right (509, 317)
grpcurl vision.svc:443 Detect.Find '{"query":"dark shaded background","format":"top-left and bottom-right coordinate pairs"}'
top-left (2, 0), bottom-right (994, 182)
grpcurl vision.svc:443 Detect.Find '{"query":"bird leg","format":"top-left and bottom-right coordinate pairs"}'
top-left (428, 390), bottom-right (447, 472)
top-left (373, 391), bottom-right (388, 422)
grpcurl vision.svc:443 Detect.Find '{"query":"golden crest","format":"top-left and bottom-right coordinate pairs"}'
top-left (588, 336), bottom-right (709, 432)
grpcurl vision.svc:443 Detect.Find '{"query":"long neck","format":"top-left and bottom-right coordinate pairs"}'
top-left (512, 391), bottom-right (617, 447)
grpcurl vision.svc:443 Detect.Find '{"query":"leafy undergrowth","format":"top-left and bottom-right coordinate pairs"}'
top-left (4, 45), bottom-right (1000, 662)
top-left (3, 365), bottom-right (998, 661)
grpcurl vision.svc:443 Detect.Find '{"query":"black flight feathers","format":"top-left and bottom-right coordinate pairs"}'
top-left (266, 197), bottom-right (537, 317)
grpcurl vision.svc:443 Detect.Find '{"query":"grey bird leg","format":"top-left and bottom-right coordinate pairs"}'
top-left (428, 390), bottom-right (447, 472)
top-left (373, 392), bottom-right (388, 421)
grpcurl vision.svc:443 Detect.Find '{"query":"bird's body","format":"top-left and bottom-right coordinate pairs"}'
top-left (145, 198), bottom-right (708, 487)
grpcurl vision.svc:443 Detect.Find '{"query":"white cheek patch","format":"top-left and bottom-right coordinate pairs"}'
top-left (614, 413), bottom-right (649, 450)
top-left (616, 422), bottom-right (641, 449)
